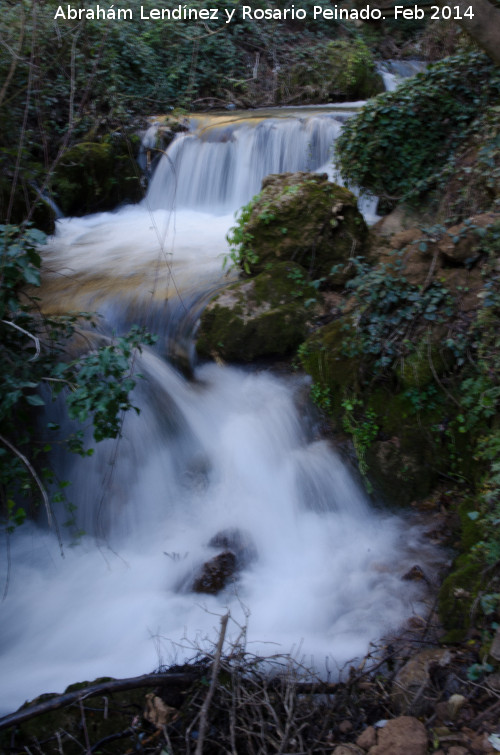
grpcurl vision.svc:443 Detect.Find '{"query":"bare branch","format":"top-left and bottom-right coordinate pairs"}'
top-left (0, 8), bottom-right (26, 109)
top-left (0, 434), bottom-right (62, 552)
top-left (1, 319), bottom-right (40, 361)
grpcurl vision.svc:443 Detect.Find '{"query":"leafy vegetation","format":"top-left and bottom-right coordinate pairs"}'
top-left (225, 197), bottom-right (260, 275)
top-left (335, 51), bottom-right (500, 207)
top-left (340, 256), bottom-right (453, 368)
top-left (0, 224), bottom-right (155, 534)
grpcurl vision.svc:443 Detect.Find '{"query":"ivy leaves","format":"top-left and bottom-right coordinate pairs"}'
top-left (0, 225), bottom-right (155, 532)
top-left (336, 52), bottom-right (500, 204)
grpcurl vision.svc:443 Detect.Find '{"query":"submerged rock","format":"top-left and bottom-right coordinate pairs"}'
top-left (192, 551), bottom-right (237, 594)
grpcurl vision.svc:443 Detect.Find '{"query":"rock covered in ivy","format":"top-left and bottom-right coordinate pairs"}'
top-left (233, 172), bottom-right (368, 284)
top-left (196, 261), bottom-right (320, 362)
top-left (437, 212), bottom-right (497, 264)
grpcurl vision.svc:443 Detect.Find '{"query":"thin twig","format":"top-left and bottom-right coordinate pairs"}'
top-left (79, 699), bottom-right (91, 755)
top-left (0, 433), bottom-right (61, 544)
top-left (195, 612), bottom-right (229, 755)
top-left (0, 7), bottom-right (25, 109)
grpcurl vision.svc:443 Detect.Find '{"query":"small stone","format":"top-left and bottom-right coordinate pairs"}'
top-left (402, 565), bottom-right (428, 583)
top-left (448, 693), bottom-right (467, 719)
top-left (331, 746), bottom-right (364, 755)
top-left (367, 716), bottom-right (427, 755)
top-left (356, 726), bottom-right (376, 750)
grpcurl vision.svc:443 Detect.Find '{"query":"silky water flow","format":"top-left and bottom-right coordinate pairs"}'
top-left (0, 110), bottom-right (443, 714)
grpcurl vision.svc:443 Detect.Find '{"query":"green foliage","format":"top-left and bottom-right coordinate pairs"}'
top-left (0, 225), bottom-right (155, 532)
top-left (225, 197), bottom-right (260, 275)
top-left (341, 397), bottom-right (378, 489)
top-left (62, 326), bottom-right (156, 447)
top-left (310, 383), bottom-right (333, 415)
top-left (336, 51), bottom-right (500, 204)
top-left (280, 37), bottom-right (383, 102)
top-left (341, 257), bottom-right (452, 368)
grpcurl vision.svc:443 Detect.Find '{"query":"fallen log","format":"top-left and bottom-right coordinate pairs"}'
top-left (0, 668), bottom-right (343, 733)
top-left (0, 671), bottom-right (200, 732)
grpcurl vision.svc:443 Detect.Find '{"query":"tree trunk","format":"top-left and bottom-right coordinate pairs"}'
top-left (440, 0), bottom-right (500, 65)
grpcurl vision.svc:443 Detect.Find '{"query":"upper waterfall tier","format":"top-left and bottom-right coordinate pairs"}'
top-left (145, 111), bottom-right (352, 213)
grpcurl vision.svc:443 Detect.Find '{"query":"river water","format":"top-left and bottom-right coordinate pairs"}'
top-left (0, 108), bottom-right (441, 715)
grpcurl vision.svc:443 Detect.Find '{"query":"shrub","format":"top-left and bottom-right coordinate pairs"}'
top-left (335, 51), bottom-right (500, 204)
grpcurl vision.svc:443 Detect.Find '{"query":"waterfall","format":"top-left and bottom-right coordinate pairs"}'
top-left (0, 109), bottom-right (441, 716)
top-left (145, 109), bottom-right (378, 221)
top-left (377, 59), bottom-right (428, 92)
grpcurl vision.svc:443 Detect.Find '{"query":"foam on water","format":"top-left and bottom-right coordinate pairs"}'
top-left (0, 109), bottom-right (438, 715)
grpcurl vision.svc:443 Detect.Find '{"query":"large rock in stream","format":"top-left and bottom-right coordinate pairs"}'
top-left (196, 261), bottom-right (319, 362)
top-left (196, 173), bottom-right (369, 362)
top-left (236, 172), bottom-right (369, 283)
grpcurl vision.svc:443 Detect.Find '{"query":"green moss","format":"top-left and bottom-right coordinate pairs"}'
top-left (300, 320), bottom-right (457, 503)
top-left (300, 318), bottom-right (363, 422)
top-left (439, 553), bottom-right (484, 642)
top-left (458, 498), bottom-right (483, 552)
top-left (232, 173), bottom-right (368, 283)
top-left (279, 38), bottom-right (384, 103)
top-left (197, 262), bottom-right (318, 362)
top-left (396, 338), bottom-right (454, 390)
top-left (52, 136), bottom-right (143, 216)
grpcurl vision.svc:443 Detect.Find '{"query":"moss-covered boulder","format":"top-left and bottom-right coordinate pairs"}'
top-left (232, 172), bottom-right (368, 284)
top-left (300, 318), bottom-right (364, 421)
top-left (300, 318), bottom-right (455, 504)
top-left (51, 135), bottom-right (143, 217)
top-left (438, 553), bottom-right (484, 642)
top-left (278, 38), bottom-right (384, 103)
top-left (196, 261), bottom-right (319, 362)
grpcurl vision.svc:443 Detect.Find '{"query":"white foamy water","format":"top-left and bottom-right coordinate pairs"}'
top-left (0, 109), bottom-right (437, 716)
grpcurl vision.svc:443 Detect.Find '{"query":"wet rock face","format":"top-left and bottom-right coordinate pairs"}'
top-left (191, 529), bottom-right (257, 595)
top-left (237, 172), bottom-right (369, 283)
top-left (192, 551), bottom-right (237, 594)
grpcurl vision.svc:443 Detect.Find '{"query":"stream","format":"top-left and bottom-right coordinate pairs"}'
top-left (0, 107), bottom-right (442, 715)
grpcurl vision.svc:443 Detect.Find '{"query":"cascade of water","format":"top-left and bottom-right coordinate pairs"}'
top-left (146, 113), bottom-right (344, 212)
top-left (0, 107), bottom-right (441, 716)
